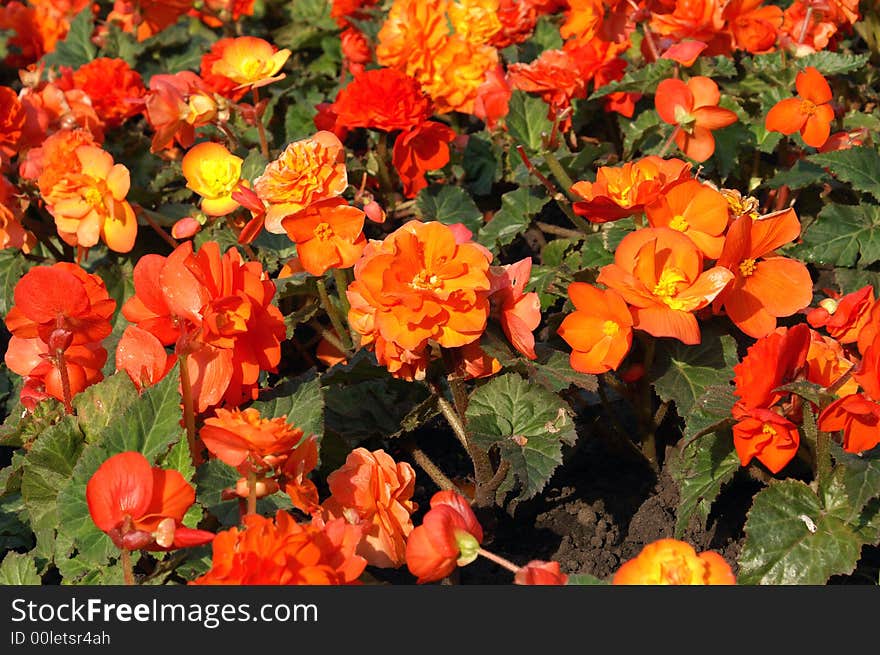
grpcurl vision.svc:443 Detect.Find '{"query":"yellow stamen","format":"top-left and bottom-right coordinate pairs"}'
top-left (739, 258), bottom-right (757, 277)
top-left (669, 214), bottom-right (689, 231)
top-left (602, 320), bottom-right (620, 337)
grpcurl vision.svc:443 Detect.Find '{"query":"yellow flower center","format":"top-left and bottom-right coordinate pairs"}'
top-left (659, 555), bottom-right (693, 585)
top-left (739, 258), bottom-right (757, 277)
top-left (314, 222), bottom-right (334, 241)
top-left (762, 423), bottom-right (777, 438)
top-left (82, 186), bottom-right (103, 209)
top-left (200, 159), bottom-right (240, 198)
top-left (800, 99), bottom-right (817, 116)
top-left (239, 57), bottom-right (265, 81)
top-left (602, 320), bottom-right (620, 337)
top-left (652, 268), bottom-right (688, 310)
top-left (669, 214), bottom-right (689, 231)
top-left (410, 270), bottom-right (441, 291)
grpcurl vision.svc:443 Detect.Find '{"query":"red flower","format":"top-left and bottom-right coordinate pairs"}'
top-left (807, 285), bottom-right (874, 345)
top-left (0, 86), bottom-right (25, 167)
top-left (392, 120), bottom-right (456, 198)
top-left (818, 394), bottom-right (880, 454)
top-left (331, 68), bottom-right (432, 133)
top-left (406, 491), bottom-right (484, 584)
top-left (488, 257), bottom-right (541, 359)
top-left (765, 67), bottom-right (834, 148)
top-left (732, 409), bottom-right (800, 473)
top-left (515, 560), bottom-right (569, 585)
top-left (86, 451), bottom-right (214, 551)
top-left (58, 58), bottom-right (146, 128)
top-left (115, 325), bottom-right (176, 391)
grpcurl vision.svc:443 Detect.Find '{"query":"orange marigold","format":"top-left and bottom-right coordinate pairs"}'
top-left (254, 131), bottom-right (348, 234)
top-left (190, 511), bottom-right (367, 585)
top-left (347, 220), bottom-right (492, 380)
top-left (322, 448), bottom-right (418, 569)
top-left (613, 539), bottom-right (736, 584)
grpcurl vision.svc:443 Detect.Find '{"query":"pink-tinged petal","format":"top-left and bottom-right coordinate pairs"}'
top-left (674, 266), bottom-right (735, 311)
top-left (796, 66), bottom-right (832, 105)
top-left (86, 452), bottom-right (155, 532)
top-left (661, 41), bottom-right (707, 67)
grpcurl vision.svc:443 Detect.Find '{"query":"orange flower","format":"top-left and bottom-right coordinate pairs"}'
top-left (596, 227), bottom-right (734, 345)
top-left (571, 156), bottom-right (692, 224)
top-left (376, 0), bottom-right (449, 72)
top-left (406, 490), bottom-right (484, 584)
top-left (421, 37), bottom-right (499, 115)
top-left (732, 409), bottom-right (800, 473)
top-left (106, 0), bottom-right (192, 42)
top-left (807, 286), bottom-right (874, 344)
top-left (0, 3), bottom-right (44, 67)
top-left (59, 57), bottom-right (146, 127)
top-left (713, 208), bottom-right (812, 338)
top-left (40, 144), bottom-right (137, 253)
top-left (558, 283), bottom-right (634, 374)
top-left (645, 179), bottom-right (729, 259)
top-left (806, 332), bottom-right (857, 398)
top-left (322, 448), bottom-right (418, 569)
top-left (200, 407), bottom-right (305, 471)
top-left (18, 82), bottom-right (105, 148)
top-left (0, 176), bottom-right (34, 252)
top-left (491, 0), bottom-right (538, 48)
top-left (331, 68), bottom-right (432, 133)
top-left (765, 67), bottom-right (834, 148)
top-left (818, 394), bottom-right (880, 454)
top-left (281, 199), bottom-right (366, 276)
top-left (448, 0), bottom-right (503, 44)
top-left (121, 254), bottom-right (180, 346)
top-left (145, 71), bottom-right (218, 153)
top-left (193, 0), bottom-right (256, 28)
top-left (723, 0), bottom-right (783, 54)
top-left (661, 40), bottom-right (708, 66)
top-left (0, 86), bottom-right (25, 166)
top-left (613, 538), bottom-right (736, 584)
top-left (853, 332), bottom-right (880, 401)
top-left (206, 36), bottom-right (291, 90)
top-left (391, 120), bottom-right (456, 198)
top-left (116, 324), bottom-right (176, 391)
top-left (509, 48), bottom-right (588, 114)
top-left (655, 76), bottom-right (738, 162)
top-left (191, 511), bottom-right (366, 585)
top-left (473, 64), bottom-right (512, 130)
top-left (281, 436), bottom-right (320, 515)
top-left (181, 141), bottom-right (244, 217)
top-left (514, 560), bottom-right (569, 585)
top-left (87, 451), bottom-right (214, 552)
top-left (778, 2), bottom-right (838, 54)
top-left (346, 220), bottom-right (492, 380)
top-left (649, 0), bottom-right (727, 46)
top-left (488, 257), bottom-right (541, 359)
top-left (254, 130), bottom-right (348, 234)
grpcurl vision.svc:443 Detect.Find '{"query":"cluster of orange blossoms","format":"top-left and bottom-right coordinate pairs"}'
top-left (119, 241), bottom-right (285, 412)
top-left (4, 263), bottom-right (114, 411)
top-left (612, 539), bottom-right (736, 585)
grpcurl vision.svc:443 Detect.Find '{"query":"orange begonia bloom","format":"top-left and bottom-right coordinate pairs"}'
top-left (558, 283), bottom-right (634, 374)
top-left (406, 490), bottom-right (484, 584)
top-left (281, 436), bottom-right (321, 515)
top-left (191, 511), bottom-right (366, 585)
top-left (571, 156), bottom-right (692, 224)
top-left (807, 286), bottom-right (874, 344)
top-left (421, 37), bottom-right (499, 115)
top-left (0, 176), bottom-right (35, 252)
top-left (448, 0), bottom-right (503, 44)
top-left (200, 407), bottom-right (305, 471)
top-left (723, 0), bottom-right (783, 54)
top-left (661, 40), bottom-right (708, 67)
top-left (713, 208), bottom-right (812, 338)
top-left (732, 408), bottom-right (800, 473)
top-left (322, 448), bottom-right (418, 569)
top-left (106, 0), bottom-right (192, 42)
top-left (346, 220), bottom-right (492, 380)
top-left (491, 0), bottom-right (538, 48)
top-left (206, 36), bottom-right (291, 90)
top-left (806, 332), bottom-right (857, 398)
top-left (473, 64), bottom-right (512, 130)
top-left (376, 0), bottom-right (449, 71)
top-left (331, 68), bottom-right (432, 133)
top-left (145, 71), bottom-right (218, 153)
top-left (596, 227), bottom-right (734, 345)
top-left (19, 82), bottom-right (105, 149)
top-left (645, 179), bottom-right (729, 259)
top-left (818, 394), bottom-right (880, 454)
top-left (509, 48), bottom-right (588, 114)
top-left (281, 198), bottom-right (366, 276)
top-left (87, 451), bottom-right (215, 552)
top-left (192, 0), bottom-right (256, 28)
top-left (488, 257), bottom-right (541, 360)
top-left (0, 86), bottom-right (26, 166)
top-left (40, 144), bottom-right (136, 253)
top-left (254, 130), bottom-right (348, 234)
top-left (649, 0), bottom-right (727, 46)
top-left (182, 141), bottom-right (244, 217)
top-left (391, 120), bottom-right (456, 198)
top-left (655, 76), bottom-right (738, 162)
top-left (58, 57), bottom-right (146, 128)
top-left (613, 538), bottom-right (736, 585)
top-left (116, 324), bottom-right (176, 391)
top-left (732, 324), bottom-right (811, 416)
top-left (514, 560), bottom-right (569, 585)
top-left (766, 67), bottom-right (834, 148)
top-left (853, 332), bottom-right (880, 401)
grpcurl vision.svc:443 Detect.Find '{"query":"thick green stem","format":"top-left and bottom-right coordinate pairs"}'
top-left (178, 354), bottom-right (199, 465)
top-left (316, 277), bottom-right (353, 353)
top-left (121, 549), bottom-right (135, 586)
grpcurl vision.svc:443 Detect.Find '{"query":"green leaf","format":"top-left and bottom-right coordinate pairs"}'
top-left (41, 8), bottom-right (96, 68)
top-left (462, 136), bottom-right (497, 196)
top-left (0, 493), bottom-right (33, 552)
top-left (72, 372), bottom-right (139, 443)
top-left (478, 187), bottom-right (549, 251)
top-left (650, 329), bottom-right (739, 417)
top-left (809, 147), bottom-right (880, 202)
top-left (737, 479), bottom-right (863, 584)
top-left (523, 348), bottom-right (598, 393)
top-left (20, 417), bottom-right (84, 560)
top-left (621, 109), bottom-right (664, 158)
top-left (466, 373), bottom-right (577, 500)
top-left (761, 160), bottom-right (828, 190)
top-left (506, 91), bottom-right (553, 152)
top-left (668, 431), bottom-right (740, 538)
top-left (832, 445), bottom-right (880, 523)
top-left (834, 268), bottom-right (880, 295)
top-left (196, 459), bottom-right (291, 527)
top-left (793, 203), bottom-right (880, 268)
top-left (99, 362), bottom-right (184, 463)
top-left (0, 552), bottom-right (41, 585)
top-left (566, 573), bottom-right (608, 585)
top-left (796, 51), bottom-right (869, 76)
top-left (414, 185), bottom-right (483, 234)
top-left (681, 384), bottom-right (736, 443)
top-left (324, 377), bottom-right (430, 442)
top-left (98, 23), bottom-right (146, 66)
top-left (162, 435), bottom-right (197, 483)
top-left (0, 398), bottom-right (65, 449)
top-left (251, 373), bottom-right (324, 441)
top-left (240, 149), bottom-right (269, 185)
top-left (590, 59), bottom-right (675, 99)
top-left (0, 248), bottom-right (31, 316)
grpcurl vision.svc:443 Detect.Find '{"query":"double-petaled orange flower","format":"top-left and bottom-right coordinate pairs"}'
top-left (87, 451), bottom-right (215, 552)
top-left (509, 48), bottom-right (587, 115)
top-left (391, 120), bottom-right (456, 198)
top-left (280, 199), bottom-right (367, 276)
top-left (645, 179), bottom-right (730, 259)
top-left (613, 538), bottom-right (736, 585)
top-left (766, 67), bottom-right (834, 148)
top-left (200, 407), bottom-right (305, 471)
top-left (331, 68), bottom-right (432, 133)
top-left (190, 510), bottom-right (366, 585)
top-left (346, 220), bottom-right (492, 380)
top-left (406, 490), bottom-right (484, 584)
top-left (713, 208), bottom-right (812, 338)
top-left (723, 0), bottom-right (783, 54)
top-left (58, 57), bottom-right (146, 128)
top-left (558, 283), bottom-right (634, 374)
top-left (322, 448), bottom-right (418, 569)
top-left (655, 76), bottom-right (738, 162)
top-left (596, 227), bottom-right (734, 345)
top-left (571, 157), bottom-right (692, 224)
top-left (181, 141), bottom-right (244, 217)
